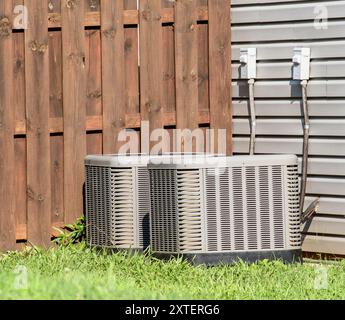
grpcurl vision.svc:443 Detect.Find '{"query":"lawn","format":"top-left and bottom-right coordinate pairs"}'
top-left (0, 243), bottom-right (344, 300)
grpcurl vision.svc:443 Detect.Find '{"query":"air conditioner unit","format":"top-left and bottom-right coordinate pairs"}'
top-left (85, 153), bottom-right (219, 251)
top-left (148, 155), bottom-right (301, 265)
top-left (85, 154), bottom-right (151, 250)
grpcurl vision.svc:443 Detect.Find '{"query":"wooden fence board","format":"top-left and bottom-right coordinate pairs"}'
top-left (0, 1), bottom-right (16, 251)
top-left (86, 30), bottom-right (102, 117)
top-left (13, 32), bottom-right (26, 126)
top-left (62, 0), bottom-right (87, 224)
top-left (175, 0), bottom-right (198, 129)
top-left (49, 31), bottom-right (63, 118)
top-left (162, 23), bottom-right (175, 153)
top-left (101, 0), bottom-right (126, 153)
top-left (12, 4), bottom-right (25, 241)
top-left (14, 138), bottom-right (27, 241)
top-left (25, 0), bottom-right (51, 247)
top-left (48, 29), bottom-right (64, 227)
top-left (124, 0), bottom-right (139, 126)
top-left (198, 23), bottom-right (209, 114)
top-left (139, 0), bottom-right (164, 153)
top-left (51, 135), bottom-right (64, 225)
top-left (162, 25), bottom-right (176, 114)
top-left (208, 0), bottom-right (232, 155)
top-left (175, 0), bottom-right (199, 152)
top-left (125, 27), bottom-right (140, 115)
top-left (1, 1), bottom-right (233, 251)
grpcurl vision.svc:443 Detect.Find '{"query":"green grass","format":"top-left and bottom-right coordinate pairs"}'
top-left (0, 243), bottom-right (344, 300)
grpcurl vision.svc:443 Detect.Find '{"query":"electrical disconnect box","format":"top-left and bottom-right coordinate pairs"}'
top-left (240, 48), bottom-right (257, 79)
top-left (293, 48), bottom-right (311, 80)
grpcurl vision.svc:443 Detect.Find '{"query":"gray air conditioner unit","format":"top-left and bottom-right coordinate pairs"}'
top-left (85, 154), bottom-right (151, 250)
top-left (148, 155), bottom-right (301, 265)
top-left (85, 153), bottom-right (219, 251)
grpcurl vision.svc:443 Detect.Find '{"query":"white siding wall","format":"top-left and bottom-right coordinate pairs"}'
top-left (231, 0), bottom-right (345, 255)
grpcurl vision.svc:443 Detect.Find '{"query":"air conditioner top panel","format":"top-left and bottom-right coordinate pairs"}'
top-left (85, 153), bottom-right (222, 168)
top-left (85, 154), bottom-right (151, 167)
top-left (147, 154), bottom-right (298, 170)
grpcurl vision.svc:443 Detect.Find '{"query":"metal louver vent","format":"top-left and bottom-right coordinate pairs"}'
top-left (259, 166), bottom-right (271, 249)
top-left (85, 166), bottom-right (111, 247)
top-left (232, 165), bottom-right (285, 251)
top-left (177, 169), bottom-right (203, 252)
top-left (245, 166), bottom-right (258, 250)
top-left (137, 167), bottom-right (150, 249)
top-left (203, 165), bottom-right (285, 252)
top-left (205, 168), bottom-right (232, 252)
top-left (205, 168), bottom-right (218, 251)
top-left (85, 154), bottom-right (155, 251)
top-left (232, 167), bottom-right (245, 250)
top-left (272, 166), bottom-right (285, 249)
top-left (219, 168), bottom-right (231, 251)
top-left (110, 168), bottom-right (134, 248)
top-left (287, 165), bottom-right (301, 248)
top-left (150, 169), bottom-right (178, 253)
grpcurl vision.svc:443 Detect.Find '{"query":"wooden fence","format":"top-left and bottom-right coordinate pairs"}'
top-left (0, 0), bottom-right (232, 250)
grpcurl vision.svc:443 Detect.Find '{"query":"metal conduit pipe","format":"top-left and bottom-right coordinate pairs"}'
top-left (299, 80), bottom-right (320, 223)
top-left (292, 48), bottom-right (319, 222)
top-left (248, 79), bottom-right (256, 155)
top-left (300, 80), bottom-right (310, 214)
top-left (240, 48), bottom-right (257, 155)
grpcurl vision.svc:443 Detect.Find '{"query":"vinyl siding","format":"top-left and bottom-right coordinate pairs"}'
top-left (231, 0), bottom-right (345, 255)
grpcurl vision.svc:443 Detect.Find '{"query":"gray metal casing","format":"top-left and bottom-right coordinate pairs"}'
top-left (148, 155), bottom-right (301, 262)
